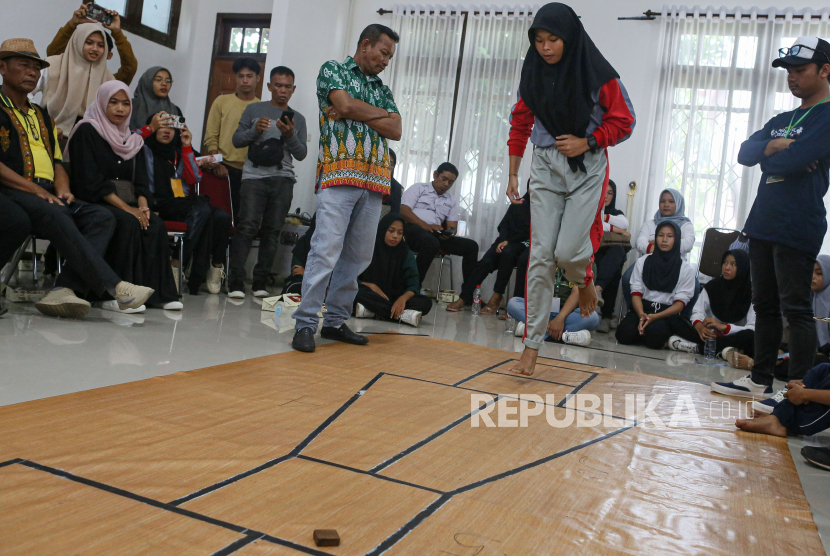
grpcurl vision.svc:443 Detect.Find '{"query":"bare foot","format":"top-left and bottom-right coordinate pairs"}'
top-left (577, 283), bottom-right (598, 318)
top-left (508, 347), bottom-right (538, 376)
top-left (480, 293), bottom-right (503, 315)
top-left (735, 415), bottom-right (787, 437)
top-left (446, 299), bottom-right (465, 312)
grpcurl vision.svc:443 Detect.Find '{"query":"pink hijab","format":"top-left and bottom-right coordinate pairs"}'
top-left (67, 80), bottom-right (144, 160)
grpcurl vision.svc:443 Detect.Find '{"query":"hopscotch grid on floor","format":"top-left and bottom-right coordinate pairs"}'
top-left (2, 360), bottom-right (637, 556)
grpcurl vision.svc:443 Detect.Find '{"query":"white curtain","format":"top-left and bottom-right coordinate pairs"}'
top-left (449, 6), bottom-right (535, 251)
top-left (387, 6), bottom-right (464, 188)
top-left (637, 6), bottom-right (830, 263)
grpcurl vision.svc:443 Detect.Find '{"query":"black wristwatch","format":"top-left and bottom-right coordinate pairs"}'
top-left (586, 134), bottom-right (598, 150)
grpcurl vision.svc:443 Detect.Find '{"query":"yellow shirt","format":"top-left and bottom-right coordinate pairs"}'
top-left (9, 103), bottom-right (62, 181)
top-left (203, 93), bottom-right (259, 169)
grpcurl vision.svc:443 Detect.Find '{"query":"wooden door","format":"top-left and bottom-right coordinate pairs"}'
top-left (201, 13), bottom-right (271, 150)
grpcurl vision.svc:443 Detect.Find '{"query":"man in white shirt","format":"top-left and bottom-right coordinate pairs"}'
top-left (401, 162), bottom-right (479, 282)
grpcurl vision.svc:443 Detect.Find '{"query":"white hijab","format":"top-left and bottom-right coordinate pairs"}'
top-left (42, 23), bottom-right (115, 133)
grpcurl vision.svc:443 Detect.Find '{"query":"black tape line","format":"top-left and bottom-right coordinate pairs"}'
top-left (0, 458), bottom-right (24, 469)
top-left (557, 373), bottom-right (598, 408)
top-left (452, 359), bottom-right (515, 386)
top-left (210, 533), bottom-right (264, 556)
top-left (365, 494), bottom-right (453, 556)
top-left (297, 455), bottom-right (444, 495)
top-left (537, 354), bottom-right (604, 368)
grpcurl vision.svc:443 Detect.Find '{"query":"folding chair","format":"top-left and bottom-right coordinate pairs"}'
top-left (196, 172), bottom-right (234, 290)
top-left (1, 235), bottom-right (59, 288)
top-left (697, 228), bottom-right (741, 280)
top-left (435, 250), bottom-right (454, 292)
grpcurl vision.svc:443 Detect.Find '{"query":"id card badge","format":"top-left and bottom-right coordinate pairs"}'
top-left (170, 178), bottom-right (185, 197)
top-left (766, 175), bottom-right (785, 184)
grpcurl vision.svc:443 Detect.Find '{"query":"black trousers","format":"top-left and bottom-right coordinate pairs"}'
top-left (156, 197), bottom-right (231, 287)
top-left (594, 245), bottom-right (626, 319)
top-left (403, 223), bottom-right (479, 283)
top-left (100, 204), bottom-right (179, 304)
top-left (615, 301), bottom-right (694, 350)
top-left (749, 238), bottom-right (816, 385)
top-left (460, 241), bottom-right (527, 304)
top-left (224, 163), bottom-right (243, 221)
top-left (671, 325), bottom-right (756, 357)
top-left (1, 186), bottom-right (119, 296)
top-left (0, 193), bottom-right (31, 268)
top-left (354, 284), bottom-right (433, 318)
top-left (514, 248), bottom-right (530, 298)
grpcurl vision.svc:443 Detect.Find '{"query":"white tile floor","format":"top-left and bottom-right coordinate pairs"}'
top-left (1, 293), bottom-right (828, 552)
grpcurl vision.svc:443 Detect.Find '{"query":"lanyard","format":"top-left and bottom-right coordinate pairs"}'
top-left (0, 91), bottom-right (39, 141)
top-left (786, 95), bottom-right (830, 137)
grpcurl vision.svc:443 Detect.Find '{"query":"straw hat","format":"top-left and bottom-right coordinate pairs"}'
top-left (0, 38), bottom-right (49, 68)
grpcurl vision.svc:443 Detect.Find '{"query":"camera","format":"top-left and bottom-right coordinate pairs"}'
top-left (163, 114), bottom-right (186, 129)
top-left (86, 3), bottom-right (113, 26)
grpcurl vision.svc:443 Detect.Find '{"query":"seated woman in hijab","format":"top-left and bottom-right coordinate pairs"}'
top-left (594, 179), bottom-right (629, 331)
top-left (615, 222), bottom-right (696, 349)
top-left (666, 250), bottom-right (755, 359)
top-left (447, 190), bottom-right (531, 314)
top-left (130, 66), bottom-right (184, 137)
top-left (67, 81), bottom-right (180, 311)
top-left (382, 149), bottom-right (403, 215)
top-left (622, 188), bottom-right (699, 315)
top-left (142, 120), bottom-right (231, 296)
top-left (354, 214), bottom-right (433, 327)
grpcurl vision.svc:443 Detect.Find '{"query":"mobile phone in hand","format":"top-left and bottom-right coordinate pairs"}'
top-left (86, 3), bottom-right (113, 25)
top-left (280, 110), bottom-right (295, 124)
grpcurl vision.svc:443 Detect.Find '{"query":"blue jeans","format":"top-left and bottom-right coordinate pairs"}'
top-left (294, 185), bottom-right (382, 331)
top-left (622, 263), bottom-right (700, 319)
top-left (507, 296), bottom-right (600, 340)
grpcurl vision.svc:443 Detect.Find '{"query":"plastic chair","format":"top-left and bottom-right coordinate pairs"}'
top-left (1, 235), bottom-right (59, 288)
top-left (698, 228), bottom-right (741, 280)
top-left (436, 250), bottom-right (453, 292)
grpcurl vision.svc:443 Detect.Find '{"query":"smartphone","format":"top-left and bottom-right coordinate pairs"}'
top-left (86, 3), bottom-right (113, 26)
top-left (280, 110), bottom-right (295, 124)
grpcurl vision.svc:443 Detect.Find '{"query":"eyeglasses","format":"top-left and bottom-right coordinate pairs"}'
top-left (21, 111), bottom-right (39, 141)
top-left (153, 77), bottom-right (174, 84)
top-left (779, 44), bottom-right (830, 65)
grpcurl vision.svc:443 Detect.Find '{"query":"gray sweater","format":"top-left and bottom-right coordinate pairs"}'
top-left (232, 102), bottom-right (307, 182)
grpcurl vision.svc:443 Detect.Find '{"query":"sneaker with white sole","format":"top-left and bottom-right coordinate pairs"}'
top-left (35, 288), bottom-right (91, 318)
top-left (228, 280), bottom-right (245, 299)
top-left (206, 265), bottom-right (224, 294)
top-left (752, 387), bottom-right (788, 414)
top-left (163, 301), bottom-right (183, 311)
top-left (115, 281), bottom-right (154, 310)
top-left (710, 375), bottom-right (773, 398)
top-left (669, 335), bottom-right (699, 354)
top-left (514, 321), bottom-right (525, 338)
top-left (355, 303), bottom-right (375, 318)
top-left (252, 280), bottom-right (269, 298)
top-left (101, 300), bottom-right (145, 314)
top-left (400, 309), bottom-right (422, 327)
top-left (562, 330), bottom-right (591, 346)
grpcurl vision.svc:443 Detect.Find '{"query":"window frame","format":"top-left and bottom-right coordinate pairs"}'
top-left (117, 0), bottom-right (183, 50)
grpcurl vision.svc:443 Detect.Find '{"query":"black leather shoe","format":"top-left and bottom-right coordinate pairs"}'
top-left (320, 323), bottom-right (368, 346)
top-left (292, 328), bottom-right (316, 352)
top-left (802, 446), bottom-right (830, 471)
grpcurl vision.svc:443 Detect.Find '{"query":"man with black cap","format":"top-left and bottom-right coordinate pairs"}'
top-left (712, 37), bottom-right (830, 411)
top-left (0, 38), bottom-right (153, 318)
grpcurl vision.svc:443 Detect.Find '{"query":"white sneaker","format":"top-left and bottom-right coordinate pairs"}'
top-left (562, 330), bottom-right (591, 346)
top-left (206, 265), bottom-right (225, 294)
top-left (669, 335), bottom-right (699, 354)
top-left (34, 288), bottom-right (91, 318)
top-left (514, 321), bottom-right (525, 338)
top-left (101, 300), bottom-right (145, 314)
top-left (115, 281), bottom-right (154, 310)
top-left (163, 301), bottom-right (183, 311)
top-left (228, 289), bottom-right (245, 299)
top-left (355, 303), bottom-right (375, 319)
top-left (666, 352), bottom-right (697, 366)
top-left (400, 309), bottom-right (422, 327)
top-left (753, 388), bottom-right (788, 414)
top-left (711, 375), bottom-right (774, 399)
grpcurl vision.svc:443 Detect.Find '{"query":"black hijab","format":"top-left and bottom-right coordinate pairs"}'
top-left (360, 213), bottom-right (411, 299)
top-left (604, 180), bottom-right (623, 216)
top-left (144, 115), bottom-right (182, 198)
top-left (519, 3), bottom-right (619, 173)
top-left (704, 250), bottom-right (752, 324)
top-left (498, 191), bottom-right (532, 243)
top-left (642, 221), bottom-right (683, 293)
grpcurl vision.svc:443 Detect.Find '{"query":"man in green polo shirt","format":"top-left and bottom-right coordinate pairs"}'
top-left (292, 24), bottom-right (402, 353)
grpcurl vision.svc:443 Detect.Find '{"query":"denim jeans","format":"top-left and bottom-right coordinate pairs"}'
top-left (293, 185), bottom-right (382, 331)
top-left (749, 238), bottom-right (816, 385)
top-left (229, 176), bottom-right (294, 284)
top-left (507, 296), bottom-right (601, 340)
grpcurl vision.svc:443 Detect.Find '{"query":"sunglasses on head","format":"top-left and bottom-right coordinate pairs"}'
top-left (779, 44), bottom-right (830, 65)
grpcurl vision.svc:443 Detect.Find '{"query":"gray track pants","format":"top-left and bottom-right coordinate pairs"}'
top-left (524, 146), bottom-right (607, 350)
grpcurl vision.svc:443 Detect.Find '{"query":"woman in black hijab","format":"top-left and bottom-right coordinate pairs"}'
top-left (449, 190), bottom-right (531, 313)
top-left (594, 180), bottom-right (631, 329)
top-left (664, 249), bottom-right (756, 358)
top-left (615, 222), bottom-right (697, 350)
top-left (506, 2), bottom-right (636, 376)
top-left (354, 213), bottom-right (433, 327)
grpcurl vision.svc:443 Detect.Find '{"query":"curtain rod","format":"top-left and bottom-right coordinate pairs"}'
top-left (619, 10), bottom-right (828, 21)
top-left (377, 8), bottom-right (534, 16)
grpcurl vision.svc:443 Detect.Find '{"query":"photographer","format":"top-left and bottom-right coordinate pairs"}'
top-left (227, 66), bottom-right (307, 299)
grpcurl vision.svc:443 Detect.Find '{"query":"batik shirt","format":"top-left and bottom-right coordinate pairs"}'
top-left (316, 56), bottom-right (399, 195)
